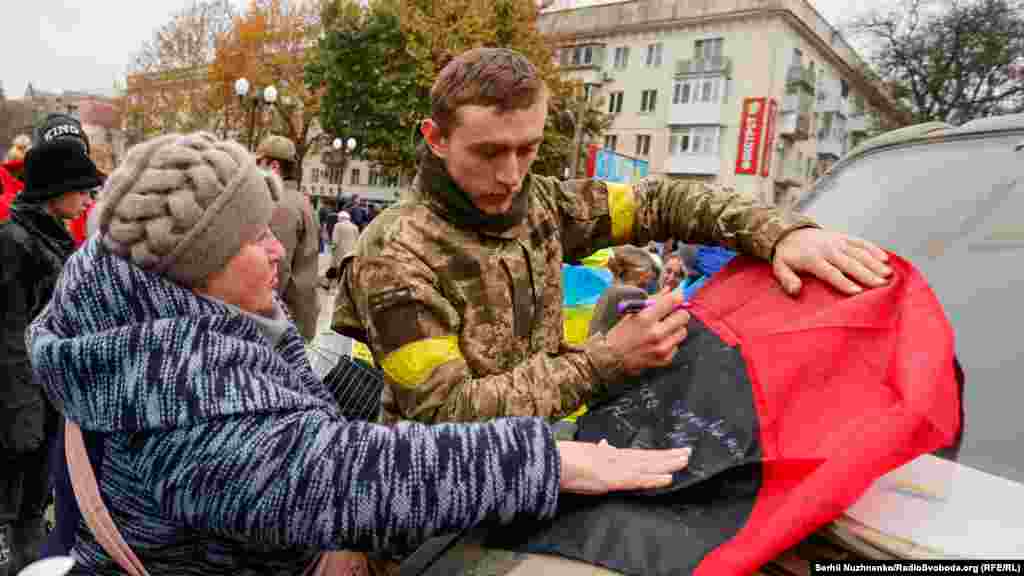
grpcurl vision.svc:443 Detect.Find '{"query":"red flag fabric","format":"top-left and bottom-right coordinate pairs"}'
top-left (497, 253), bottom-right (960, 575)
top-left (692, 253), bottom-right (960, 574)
top-left (1, 160), bottom-right (24, 221)
top-left (68, 200), bottom-right (94, 246)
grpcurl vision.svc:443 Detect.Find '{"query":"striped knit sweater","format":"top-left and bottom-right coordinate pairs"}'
top-left (29, 238), bottom-right (560, 575)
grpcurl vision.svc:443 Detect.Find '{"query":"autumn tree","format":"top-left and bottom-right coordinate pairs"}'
top-left (209, 0), bottom-right (324, 187)
top-left (312, 0), bottom-right (611, 182)
top-left (847, 0), bottom-right (1024, 124)
top-left (126, 0), bottom-right (236, 138)
top-left (308, 0), bottom-right (423, 186)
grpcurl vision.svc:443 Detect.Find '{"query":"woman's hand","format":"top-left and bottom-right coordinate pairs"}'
top-left (557, 440), bottom-right (691, 495)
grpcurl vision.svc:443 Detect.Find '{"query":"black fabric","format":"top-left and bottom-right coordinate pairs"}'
top-left (1, 205), bottom-right (75, 458)
top-left (42, 423), bottom-right (106, 559)
top-left (484, 319), bottom-right (763, 576)
top-left (1, 203), bottom-right (75, 567)
top-left (20, 140), bottom-right (102, 204)
top-left (322, 356), bottom-right (385, 422)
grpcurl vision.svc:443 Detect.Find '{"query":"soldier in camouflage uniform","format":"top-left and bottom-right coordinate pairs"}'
top-left (256, 135), bottom-right (321, 341)
top-left (332, 48), bottom-right (893, 425)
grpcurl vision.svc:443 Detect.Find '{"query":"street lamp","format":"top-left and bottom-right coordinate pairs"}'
top-left (235, 77), bottom-right (278, 151)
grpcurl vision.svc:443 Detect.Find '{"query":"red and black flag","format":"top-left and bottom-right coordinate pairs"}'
top-left (489, 254), bottom-right (961, 575)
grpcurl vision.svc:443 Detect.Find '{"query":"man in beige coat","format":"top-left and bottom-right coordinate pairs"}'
top-left (330, 210), bottom-right (359, 288)
top-left (256, 135), bottom-right (321, 341)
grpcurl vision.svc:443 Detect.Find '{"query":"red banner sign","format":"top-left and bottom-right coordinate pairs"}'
top-left (760, 98), bottom-right (778, 177)
top-left (735, 97), bottom-right (767, 175)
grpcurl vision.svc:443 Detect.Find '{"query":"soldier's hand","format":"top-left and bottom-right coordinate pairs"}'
top-left (558, 440), bottom-right (691, 494)
top-left (772, 228), bottom-right (892, 296)
top-left (605, 291), bottom-right (690, 375)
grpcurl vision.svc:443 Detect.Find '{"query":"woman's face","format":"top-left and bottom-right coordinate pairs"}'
top-left (200, 227), bottom-right (284, 316)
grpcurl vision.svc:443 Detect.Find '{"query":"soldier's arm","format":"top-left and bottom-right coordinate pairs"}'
top-left (341, 249), bottom-right (627, 424)
top-left (545, 175), bottom-right (818, 262)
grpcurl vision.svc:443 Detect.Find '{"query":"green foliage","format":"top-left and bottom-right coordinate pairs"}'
top-left (308, 0), bottom-right (424, 175)
top-left (849, 0), bottom-right (1024, 123)
top-left (309, 0), bottom-right (612, 180)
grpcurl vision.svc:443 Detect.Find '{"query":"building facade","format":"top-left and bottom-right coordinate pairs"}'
top-left (540, 0), bottom-right (910, 205)
top-left (18, 84), bottom-right (127, 172)
top-left (300, 153), bottom-right (405, 211)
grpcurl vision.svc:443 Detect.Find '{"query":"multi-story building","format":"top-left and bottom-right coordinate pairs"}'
top-left (540, 0), bottom-right (911, 205)
top-left (18, 84), bottom-right (127, 171)
top-left (300, 154), bottom-right (405, 211)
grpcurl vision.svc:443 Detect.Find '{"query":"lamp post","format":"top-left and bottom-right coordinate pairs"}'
top-left (234, 78), bottom-right (278, 151)
top-left (322, 135), bottom-right (357, 208)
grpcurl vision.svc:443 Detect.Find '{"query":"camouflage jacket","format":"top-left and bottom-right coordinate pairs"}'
top-left (270, 179), bottom-right (321, 341)
top-left (333, 163), bottom-right (817, 424)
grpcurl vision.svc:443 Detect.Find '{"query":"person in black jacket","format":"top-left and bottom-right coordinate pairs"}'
top-left (0, 114), bottom-right (102, 576)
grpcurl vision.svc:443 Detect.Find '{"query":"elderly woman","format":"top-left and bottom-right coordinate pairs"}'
top-left (28, 133), bottom-right (691, 575)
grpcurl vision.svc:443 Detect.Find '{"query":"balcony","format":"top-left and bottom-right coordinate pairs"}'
top-left (817, 127), bottom-right (847, 158)
top-left (664, 153), bottom-right (721, 176)
top-left (782, 91), bottom-right (814, 114)
top-left (569, 67), bottom-right (614, 86)
top-left (559, 44), bottom-right (607, 71)
top-left (669, 101), bottom-right (723, 126)
top-left (785, 64), bottom-right (816, 95)
top-left (848, 113), bottom-right (868, 133)
top-left (778, 111), bottom-right (811, 141)
top-left (774, 151), bottom-right (805, 188)
top-left (675, 56), bottom-right (732, 78)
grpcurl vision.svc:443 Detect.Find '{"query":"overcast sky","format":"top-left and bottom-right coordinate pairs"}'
top-left (2, 0), bottom-right (894, 100)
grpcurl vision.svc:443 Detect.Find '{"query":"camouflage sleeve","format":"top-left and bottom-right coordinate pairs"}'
top-left (541, 175), bottom-right (819, 261)
top-left (343, 245), bottom-right (626, 424)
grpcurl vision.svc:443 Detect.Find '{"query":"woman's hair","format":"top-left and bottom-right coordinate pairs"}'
top-left (607, 245), bottom-right (661, 287)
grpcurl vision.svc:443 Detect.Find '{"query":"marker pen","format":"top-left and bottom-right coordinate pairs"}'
top-left (616, 299), bottom-right (693, 315)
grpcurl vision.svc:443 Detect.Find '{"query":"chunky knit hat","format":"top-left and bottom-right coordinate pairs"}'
top-left (97, 132), bottom-right (282, 288)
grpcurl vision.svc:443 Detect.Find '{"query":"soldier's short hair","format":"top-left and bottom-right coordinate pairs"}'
top-left (431, 47), bottom-right (546, 136)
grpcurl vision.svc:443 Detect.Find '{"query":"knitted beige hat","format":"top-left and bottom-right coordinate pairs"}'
top-left (97, 132), bottom-right (281, 288)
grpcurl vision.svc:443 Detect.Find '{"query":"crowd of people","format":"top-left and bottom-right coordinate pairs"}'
top-left (0, 47), bottom-right (893, 576)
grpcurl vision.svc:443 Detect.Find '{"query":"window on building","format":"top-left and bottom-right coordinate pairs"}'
top-left (645, 43), bottom-right (663, 67)
top-left (350, 169), bottom-right (361, 186)
top-left (840, 78), bottom-right (850, 99)
top-left (570, 45), bottom-right (594, 66)
top-left (673, 81), bottom-right (692, 104)
top-left (604, 134), bottom-right (618, 150)
top-left (853, 95), bottom-right (866, 115)
top-left (672, 78), bottom-right (723, 105)
top-left (640, 89), bottom-right (657, 113)
top-left (608, 91), bottom-right (624, 114)
top-left (613, 46), bottom-right (630, 69)
top-left (312, 168), bottom-right (319, 183)
top-left (635, 134), bottom-right (651, 156)
top-left (819, 112), bottom-right (834, 140)
top-left (669, 126), bottom-right (720, 156)
top-left (583, 84), bottom-right (595, 103)
top-left (694, 38), bottom-right (724, 62)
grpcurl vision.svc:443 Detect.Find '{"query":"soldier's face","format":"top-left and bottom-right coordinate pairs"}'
top-left (424, 95), bottom-right (547, 215)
